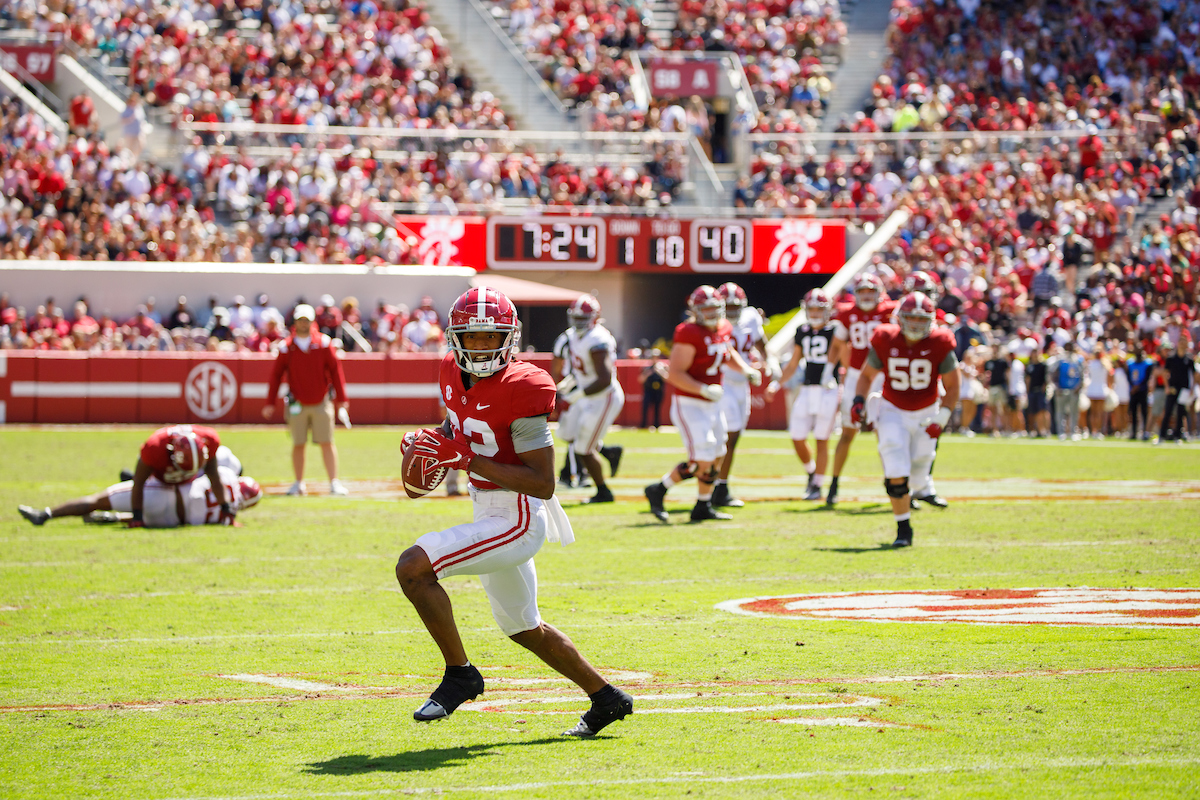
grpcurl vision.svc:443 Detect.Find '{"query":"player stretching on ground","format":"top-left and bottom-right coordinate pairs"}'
top-left (712, 282), bottom-right (775, 508)
top-left (827, 273), bottom-right (894, 507)
top-left (767, 289), bottom-right (845, 501)
top-left (19, 467), bottom-right (261, 527)
top-left (644, 285), bottom-right (760, 523)
top-left (556, 294), bottom-right (624, 504)
top-left (852, 292), bottom-right (961, 547)
top-left (394, 287), bottom-right (633, 737)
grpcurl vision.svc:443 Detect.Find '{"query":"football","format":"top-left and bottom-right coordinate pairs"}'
top-left (401, 431), bottom-right (448, 498)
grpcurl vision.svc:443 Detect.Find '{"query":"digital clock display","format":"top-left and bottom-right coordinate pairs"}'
top-left (487, 217), bottom-right (606, 270)
top-left (609, 218), bottom-right (753, 273)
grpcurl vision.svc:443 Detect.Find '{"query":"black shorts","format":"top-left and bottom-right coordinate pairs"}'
top-left (1028, 392), bottom-right (1048, 413)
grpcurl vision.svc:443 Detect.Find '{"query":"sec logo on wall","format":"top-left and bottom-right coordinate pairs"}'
top-left (716, 588), bottom-right (1200, 628)
top-left (185, 362), bottom-right (238, 420)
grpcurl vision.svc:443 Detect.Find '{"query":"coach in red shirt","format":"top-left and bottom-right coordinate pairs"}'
top-left (263, 304), bottom-right (350, 496)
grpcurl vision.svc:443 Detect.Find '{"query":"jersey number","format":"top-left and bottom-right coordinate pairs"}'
top-left (849, 320), bottom-right (879, 350)
top-left (802, 335), bottom-right (828, 361)
top-left (705, 342), bottom-right (727, 375)
top-left (203, 489), bottom-right (222, 524)
top-left (887, 358), bottom-right (933, 391)
top-left (444, 409), bottom-right (500, 457)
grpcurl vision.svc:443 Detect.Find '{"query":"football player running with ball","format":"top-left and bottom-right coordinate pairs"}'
top-left (827, 273), bottom-right (894, 507)
top-left (644, 285), bottom-right (761, 523)
top-left (852, 292), bottom-right (961, 548)
top-left (766, 289), bottom-right (845, 501)
top-left (555, 294), bottom-right (624, 504)
top-left (394, 287), bottom-right (633, 737)
top-left (712, 282), bottom-right (776, 508)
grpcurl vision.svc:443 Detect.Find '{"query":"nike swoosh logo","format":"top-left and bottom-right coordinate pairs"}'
top-left (477, 404), bottom-right (491, 409)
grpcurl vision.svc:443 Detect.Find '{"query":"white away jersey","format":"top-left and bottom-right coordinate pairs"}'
top-left (723, 306), bottom-right (765, 384)
top-left (566, 324), bottom-right (618, 388)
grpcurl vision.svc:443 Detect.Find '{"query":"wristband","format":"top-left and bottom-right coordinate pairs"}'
top-left (132, 508), bottom-right (143, 522)
top-left (853, 395), bottom-right (865, 405)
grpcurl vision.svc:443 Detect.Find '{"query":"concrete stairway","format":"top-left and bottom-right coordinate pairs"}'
top-left (820, 0), bottom-right (893, 133)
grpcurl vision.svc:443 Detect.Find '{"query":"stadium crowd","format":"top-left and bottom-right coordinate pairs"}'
top-left (0, 291), bottom-right (448, 355)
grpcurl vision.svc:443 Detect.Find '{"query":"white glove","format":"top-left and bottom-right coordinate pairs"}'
top-left (562, 387), bottom-right (586, 405)
top-left (700, 384), bottom-right (724, 403)
top-left (556, 374), bottom-right (577, 394)
top-left (765, 355), bottom-right (782, 382)
top-left (748, 369), bottom-right (763, 387)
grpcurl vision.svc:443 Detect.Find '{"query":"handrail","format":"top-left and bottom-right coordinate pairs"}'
top-left (61, 39), bottom-right (131, 101)
top-left (461, 0), bottom-right (569, 118)
top-left (370, 200), bottom-right (867, 219)
top-left (747, 127), bottom-right (1131, 145)
top-left (176, 120), bottom-right (692, 144)
top-left (2, 55), bottom-right (65, 117)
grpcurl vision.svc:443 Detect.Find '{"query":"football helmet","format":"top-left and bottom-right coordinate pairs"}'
top-left (897, 292), bottom-right (937, 342)
top-left (236, 476), bottom-right (263, 509)
top-left (854, 273), bottom-right (885, 311)
top-left (903, 270), bottom-right (941, 303)
top-left (567, 294), bottom-right (601, 331)
top-left (446, 287), bottom-right (521, 377)
top-left (688, 285), bottom-right (725, 329)
top-left (165, 426), bottom-right (208, 477)
top-left (804, 288), bottom-right (833, 327)
top-left (716, 282), bottom-right (747, 316)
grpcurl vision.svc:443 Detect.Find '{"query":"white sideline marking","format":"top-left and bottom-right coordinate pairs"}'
top-left (218, 674), bottom-right (340, 692)
top-left (462, 692), bottom-right (882, 713)
top-left (158, 756), bottom-right (1200, 799)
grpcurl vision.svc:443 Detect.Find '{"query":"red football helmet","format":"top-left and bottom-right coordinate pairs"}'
top-left (236, 476), bottom-right (263, 509)
top-left (446, 287), bottom-right (521, 376)
top-left (854, 273), bottom-right (885, 311)
top-left (903, 270), bottom-right (941, 303)
top-left (688, 285), bottom-right (725, 329)
top-left (716, 282), bottom-right (747, 316)
top-left (568, 294), bottom-right (601, 331)
top-left (897, 292), bottom-right (937, 341)
top-left (804, 288), bottom-right (833, 327)
top-left (165, 426), bottom-right (209, 477)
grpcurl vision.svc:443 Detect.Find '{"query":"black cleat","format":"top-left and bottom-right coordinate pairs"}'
top-left (600, 445), bottom-right (623, 478)
top-left (414, 664), bottom-right (485, 722)
top-left (119, 469), bottom-right (134, 482)
top-left (914, 493), bottom-right (948, 509)
top-left (564, 687), bottom-right (634, 737)
top-left (909, 496), bottom-right (922, 510)
top-left (690, 500), bottom-right (732, 522)
top-left (18, 505), bottom-right (50, 526)
top-left (584, 485), bottom-right (614, 504)
top-left (711, 483), bottom-right (745, 508)
top-left (558, 467), bottom-right (576, 488)
top-left (644, 483), bottom-right (669, 522)
top-left (892, 534), bottom-right (913, 548)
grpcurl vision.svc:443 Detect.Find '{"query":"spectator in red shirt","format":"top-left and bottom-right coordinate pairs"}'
top-left (262, 304), bottom-right (349, 497)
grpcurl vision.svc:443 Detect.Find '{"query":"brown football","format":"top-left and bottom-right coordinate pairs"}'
top-left (401, 434), bottom-right (447, 498)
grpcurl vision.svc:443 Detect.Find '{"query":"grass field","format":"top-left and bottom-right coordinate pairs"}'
top-left (1, 426), bottom-right (1198, 799)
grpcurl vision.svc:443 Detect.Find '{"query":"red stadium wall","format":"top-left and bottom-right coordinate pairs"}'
top-left (0, 352), bottom-right (787, 429)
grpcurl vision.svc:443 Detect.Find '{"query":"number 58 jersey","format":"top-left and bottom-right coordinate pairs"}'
top-left (673, 319), bottom-right (733, 399)
top-left (868, 324), bottom-right (957, 411)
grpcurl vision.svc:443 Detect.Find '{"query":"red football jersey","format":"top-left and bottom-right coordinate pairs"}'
top-left (868, 324), bottom-right (957, 411)
top-left (672, 319), bottom-right (733, 398)
top-left (140, 424), bottom-right (220, 484)
top-left (834, 299), bottom-right (895, 369)
top-left (439, 354), bottom-right (557, 491)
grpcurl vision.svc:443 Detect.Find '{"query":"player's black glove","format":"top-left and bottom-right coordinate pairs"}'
top-left (850, 395), bottom-right (866, 426)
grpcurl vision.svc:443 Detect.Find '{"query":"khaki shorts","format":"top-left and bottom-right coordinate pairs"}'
top-left (287, 398), bottom-right (334, 445)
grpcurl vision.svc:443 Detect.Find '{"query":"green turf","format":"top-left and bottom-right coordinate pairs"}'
top-left (1, 427), bottom-right (1198, 799)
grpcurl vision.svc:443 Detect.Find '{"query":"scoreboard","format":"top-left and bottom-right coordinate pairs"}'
top-left (412, 215), bottom-right (846, 274)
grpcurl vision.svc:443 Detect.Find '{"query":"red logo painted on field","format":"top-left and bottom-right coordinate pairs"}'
top-left (716, 588), bottom-right (1200, 627)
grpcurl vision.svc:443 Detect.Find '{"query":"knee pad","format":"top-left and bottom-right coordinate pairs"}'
top-left (885, 478), bottom-right (909, 498)
top-left (677, 461), bottom-right (698, 480)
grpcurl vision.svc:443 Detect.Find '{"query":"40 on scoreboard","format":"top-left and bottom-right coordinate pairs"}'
top-left (440, 216), bottom-right (847, 273)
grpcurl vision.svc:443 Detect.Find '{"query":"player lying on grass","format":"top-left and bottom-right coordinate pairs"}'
top-left (18, 467), bottom-right (261, 527)
top-left (394, 287), bottom-right (634, 738)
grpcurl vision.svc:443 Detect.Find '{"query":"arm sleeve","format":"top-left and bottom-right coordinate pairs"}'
top-left (510, 415), bottom-right (553, 453)
top-left (939, 350), bottom-right (960, 374)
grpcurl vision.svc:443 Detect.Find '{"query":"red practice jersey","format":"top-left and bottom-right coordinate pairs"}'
top-left (672, 319), bottom-right (733, 398)
top-left (868, 324), bottom-right (957, 411)
top-left (140, 424), bottom-right (220, 484)
top-left (833, 299), bottom-right (895, 370)
top-left (439, 355), bottom-right (557, 491)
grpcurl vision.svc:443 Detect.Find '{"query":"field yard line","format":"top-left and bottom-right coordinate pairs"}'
top-left (156, 756), bottom-right (1200, 799)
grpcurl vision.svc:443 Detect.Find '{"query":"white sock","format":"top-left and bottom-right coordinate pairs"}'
top-left (697, 492), bottom-right (712, 502)
top-left (714, 478), bottom-right (727, 488)
top-left (803, 460), bottom-right (816, 474)
top-left (44, 507), bottom-right (53, 518)
top-left (812, 473), bottom-right (824, 488)
top-left (661, 473), bottom-right (676, 489)
top-left (893, 512), bottom-right (911, 523)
